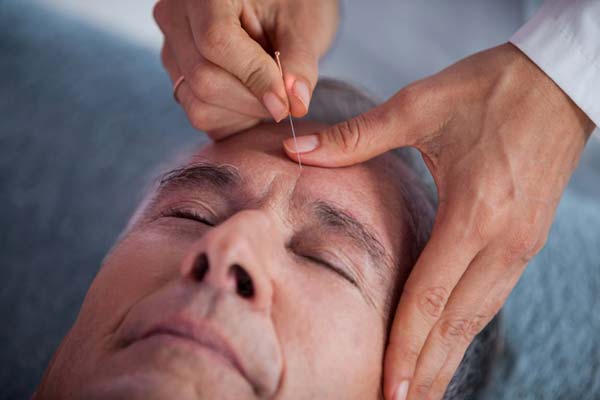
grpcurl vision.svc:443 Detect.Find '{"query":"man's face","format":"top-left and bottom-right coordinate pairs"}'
top-left (37, 121), bottom-right (417, 400)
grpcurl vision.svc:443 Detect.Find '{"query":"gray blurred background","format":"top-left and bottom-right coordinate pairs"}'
top-left (1, 1), bottom-right (599, 399)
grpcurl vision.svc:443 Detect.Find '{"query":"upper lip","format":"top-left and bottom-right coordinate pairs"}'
top-left (136, 316), bottom-right (249, 383)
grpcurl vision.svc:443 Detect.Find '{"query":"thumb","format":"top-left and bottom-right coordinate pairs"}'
top-left (283, 86), bottom-right (433, 167)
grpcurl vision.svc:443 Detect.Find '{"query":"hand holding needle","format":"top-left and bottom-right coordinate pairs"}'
top-left (275, 51), bottom-right (302, 169)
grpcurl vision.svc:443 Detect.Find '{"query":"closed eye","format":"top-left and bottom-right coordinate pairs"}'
top-left (161, 208), bottom-right (215, 227)
top-left (301, 254), bottom-right (358, 287)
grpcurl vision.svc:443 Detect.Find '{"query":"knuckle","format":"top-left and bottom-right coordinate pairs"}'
top-left (188, 105), bottom-right (211, 131)
top-left (470, 220), bottom-right (491, 247)
top-left (241, 60), bottom-right (271, 93)
top-left (399, 345), bottom-right (421, 366)
top-left (190, 64), bottom-right (218, 99)
top-left (466, 191), bottom-right (500, 244)
top-left (505, 226), bottom-right (541, 263)
top-left (468, 313), bottom-right (489, 338)
top-left (438, 315), bottom-right (471, 343)
top-left (532, 234), bottom-right (548, 256)
top-left (338, 119), bottom-right (362, 153)
top-left (414, 286), bottom-right (449, 319)
top-left (413, 380), bottom-right (434, 399)
top-left (199, 23), bottom-right (232, 54)
top-left (396, 82), bottom-right (424, 112)
top-left (394, 78), bottom-right (450, 148)
top-left (326, 114), bottom-right (373, 154)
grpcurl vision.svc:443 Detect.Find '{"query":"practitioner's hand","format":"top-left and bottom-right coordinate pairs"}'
top-left (154, 0), bottom-right (338, 139)
top-left (283, 43), bottom-right (595, 400)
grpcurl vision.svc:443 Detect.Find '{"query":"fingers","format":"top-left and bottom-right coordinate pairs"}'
top-left (405, 245), bottom-right (523, 400)
top-left (186, 0), bottom-right (289, 121)
top-left (162, 42), bottom-right (261, 138)
top-left (177, 83), bottom-right (262, 139)
top-left (156, 5), bottom-right (270, 119)
top-left (426, 269), bottom-right (517, 400)
top-left (155, 0), bottom-right (340, 126)
top-left (282, 82), bottom-right (450, 167)
top-left (383, 206), bottom-right (481, 400)
top-left (384, 194), bottom-right (533, 400)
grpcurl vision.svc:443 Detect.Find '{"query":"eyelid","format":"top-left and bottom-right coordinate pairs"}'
top-left (160, 207), bottom-right (215, 227)
top-left (300, 254), bottom-right (359, 288)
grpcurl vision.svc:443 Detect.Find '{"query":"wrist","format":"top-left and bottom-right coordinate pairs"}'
top-left (506, 42), bottom-right (595, 137)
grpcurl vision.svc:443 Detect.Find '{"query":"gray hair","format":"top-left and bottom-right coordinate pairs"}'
top-left (307, 78), bottom-right (501, 400)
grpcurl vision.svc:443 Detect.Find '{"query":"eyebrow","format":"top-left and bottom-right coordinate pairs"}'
top-left (312, 200), bottom-right (393, 276)
top-left (157, 162), bottom-right (242, 191)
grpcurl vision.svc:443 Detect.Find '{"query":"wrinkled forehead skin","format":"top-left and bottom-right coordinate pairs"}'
top-left (194, 120), bottom-right (409, 258)
top-left (35, 121), bottom-right (417, 400)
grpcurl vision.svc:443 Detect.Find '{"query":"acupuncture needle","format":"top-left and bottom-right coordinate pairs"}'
top-left (274, 51), bottom-right (302, 169)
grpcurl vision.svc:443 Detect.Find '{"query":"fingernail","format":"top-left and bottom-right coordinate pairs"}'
top-left (293, 79), bottom-right (310, 109)
top-left (263, 91), bottom-right (288, 122)
top-left (284, 134), bottom-right (319, 153)
top-left (393, 380), bottom-right (409, 400)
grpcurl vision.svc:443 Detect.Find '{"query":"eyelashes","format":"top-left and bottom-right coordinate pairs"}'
top-left (160, 207), bottom-right (215, 227)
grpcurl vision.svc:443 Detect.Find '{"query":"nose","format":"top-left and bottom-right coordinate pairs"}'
top-left (179, 210), bottom-right (276, 311)
top-left (188, 254), bottom-right (256, 299)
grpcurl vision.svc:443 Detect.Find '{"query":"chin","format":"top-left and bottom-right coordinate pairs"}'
top-left (35, 340), bottom-right (258, 400)
top-left (47, 369), bottom-right (256, 400)
top-left (73, 373), bottom-right (200, 400)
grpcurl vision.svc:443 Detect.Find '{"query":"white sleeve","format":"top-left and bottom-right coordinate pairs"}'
top-left (510, 0), bottom-right (600, 127)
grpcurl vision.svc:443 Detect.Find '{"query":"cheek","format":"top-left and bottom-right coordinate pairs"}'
top-left (41, 228), bottom-right (194, 396)
top-left (272, 269), bottom-right (385, 399)
top-left (74, 227), bottom-right (192, 342)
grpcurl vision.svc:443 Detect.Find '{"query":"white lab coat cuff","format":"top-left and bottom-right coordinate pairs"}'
top-left (510, 0), bottom-right (600, 127)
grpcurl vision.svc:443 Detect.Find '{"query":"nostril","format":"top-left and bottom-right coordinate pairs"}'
top-left (192, 253), bottom-right (209, 282)
top-left (232, 264), bottom-right (254, 298)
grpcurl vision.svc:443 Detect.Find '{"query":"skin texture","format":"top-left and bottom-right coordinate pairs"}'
top-left (283, 43), bottom-right (596, 400)
top-left (34, 121), bottom-right (424, 400)
top-left (154, 0), bottom-right (339, 138)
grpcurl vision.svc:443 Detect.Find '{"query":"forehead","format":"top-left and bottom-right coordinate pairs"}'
top-left (189, 121), bottom-right (410, 262)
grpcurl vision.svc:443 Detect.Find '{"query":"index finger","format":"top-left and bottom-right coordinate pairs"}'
top-left (187, 0), bottom-right (289, 122)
